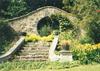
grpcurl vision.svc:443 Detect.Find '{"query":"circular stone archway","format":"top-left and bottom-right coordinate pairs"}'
top-left (37, 16), bottom-right (60, 36)
top-left (9, 6), bottom-right (81, 36)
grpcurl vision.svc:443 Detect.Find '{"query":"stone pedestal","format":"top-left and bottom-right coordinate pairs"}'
top-left (59, 50), bottom-right (73, 62)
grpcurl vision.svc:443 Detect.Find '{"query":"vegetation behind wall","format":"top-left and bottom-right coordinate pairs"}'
top-left (0, 21), bottom-right (17, 55)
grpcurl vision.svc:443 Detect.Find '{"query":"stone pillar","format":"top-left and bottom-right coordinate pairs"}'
top-left (59, 50), bottom-right (73, 62)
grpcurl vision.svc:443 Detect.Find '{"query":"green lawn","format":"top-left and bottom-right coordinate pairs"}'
top-left (0, 61), bottom-right (100, 71)
top-left (9, 64), bottom-right (100, 71)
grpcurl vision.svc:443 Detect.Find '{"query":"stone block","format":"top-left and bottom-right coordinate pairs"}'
top-left (59, 50), bottom-right (73, 62)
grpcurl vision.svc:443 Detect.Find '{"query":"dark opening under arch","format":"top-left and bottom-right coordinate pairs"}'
top-left (37, 16), bottom-right (59, 36)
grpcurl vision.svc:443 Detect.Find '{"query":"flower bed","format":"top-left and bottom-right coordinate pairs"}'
top-left (72, 43), bottom-right (100, 64)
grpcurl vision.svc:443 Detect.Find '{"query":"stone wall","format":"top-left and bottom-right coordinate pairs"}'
top-left (8, 6), bottom-right (79, 34)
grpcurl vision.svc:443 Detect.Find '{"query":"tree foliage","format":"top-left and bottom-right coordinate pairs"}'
top-left (0, 0), bottom-right (63, 18)
top-left (0, 0), bottom-right (31, 18)
top-left (62, 0), bottom-right (100, 43)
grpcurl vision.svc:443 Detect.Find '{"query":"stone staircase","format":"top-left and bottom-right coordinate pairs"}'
top-left (15, 41), bottom-right (50, 61)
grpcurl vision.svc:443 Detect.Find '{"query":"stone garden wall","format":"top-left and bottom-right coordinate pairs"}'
top-left (8, 6), bottom-right (79, 34)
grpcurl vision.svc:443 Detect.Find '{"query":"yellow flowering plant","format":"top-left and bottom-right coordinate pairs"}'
top-left (25, 33), bottom-right (41, 42)
top-left (41, 34), bottom-right (54, 42)
top-left (25, 33), bottom-right (54, 42)
top-left (72, 43), bottom-right (100, 64)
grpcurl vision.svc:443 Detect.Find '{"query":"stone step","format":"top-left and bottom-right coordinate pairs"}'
top-left (25, 42), bottom-right (51, 47)
top-left (19, 52), bottom-right (48, 56)
top-left (22, 47), bottom-right (49, 51)
top-left (20, 50), bottom-right (49, 53)
top-left (16, 55), bottom-right (48, 59)
top-left (14, 41), bottom-right (50, 61)
top-left (16, 58), bottom-right (48, 61)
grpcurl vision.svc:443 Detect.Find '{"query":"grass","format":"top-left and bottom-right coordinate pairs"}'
top-left (0, 61), bottom-right (100, 71)
top-left (9, 64), bottom-right (100, 71)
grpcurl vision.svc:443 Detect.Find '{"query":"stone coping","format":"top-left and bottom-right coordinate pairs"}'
top-left (60, 50), bottom-right (72, 53)
top-left (6, 6), bottom-right (77, 22)
top-left (0, 37), bottom-right (25, 62)
top-left (49, 36), bottom-right (60, 61)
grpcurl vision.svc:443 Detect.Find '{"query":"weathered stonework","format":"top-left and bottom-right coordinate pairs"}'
top-left (8, 6), bottom-right (79, 34)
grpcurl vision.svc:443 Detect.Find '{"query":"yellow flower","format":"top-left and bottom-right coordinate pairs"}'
top-left (25, 33), bottom-right (41, 42)
top-left (74, 43), bottom-right (100, 52)
top-left (41, 34), bottom-right (54, 42)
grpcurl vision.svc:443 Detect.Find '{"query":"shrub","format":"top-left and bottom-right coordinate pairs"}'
top-left (41, 34), bottom-right (54, 42)
top-left (37, 16), bottom-right (54, 36)
top-left (38, 25), bottom-right (52, 36)
top-left (53, 30), bottom-right (60, 35)
top-left (25, 33), bottom-right (41, 42)
top-left (25, 33), bottom-right (54, 42)
top-left (88, 19), bottom-right (100, 43)
top-left (51, 14), bottom-right (73, 32)
top-left (79, 35), bottom-right (94, 44)
top-left (59, 40), bottom-right (71, 50)
top-left (72, 43), bottom-right (100, 64)
top-left (59, 31), bottom-right (75, 40)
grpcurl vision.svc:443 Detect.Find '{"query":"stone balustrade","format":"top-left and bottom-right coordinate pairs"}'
top-left (0, 37), bottom-right (25, 63)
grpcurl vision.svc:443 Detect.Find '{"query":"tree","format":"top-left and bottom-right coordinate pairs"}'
top-left (0, 0), bottom-right (30, 18)
top-left (0, 0), bottom-right (9, 17)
